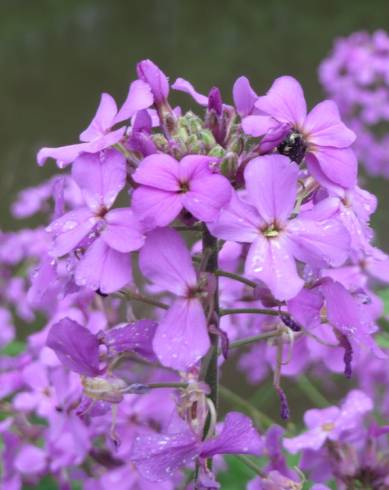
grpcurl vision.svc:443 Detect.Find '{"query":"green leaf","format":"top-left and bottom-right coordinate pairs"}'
top-left (378, 288), bottom-right (389, 317)
top-left (218, 455), bottom-right (258, 489)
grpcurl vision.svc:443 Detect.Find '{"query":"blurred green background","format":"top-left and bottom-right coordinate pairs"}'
top-left (1, 0), bottom-right (389, 251)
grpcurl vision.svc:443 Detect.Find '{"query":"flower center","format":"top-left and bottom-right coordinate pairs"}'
top-left (179, 181), bottom-right (189, 193)
top-left (263, 223), bottom-right (281, 238)
top-left (321, 422), bottom-right (335, 432)
top-left (277, 130), bottom-right (307, 164)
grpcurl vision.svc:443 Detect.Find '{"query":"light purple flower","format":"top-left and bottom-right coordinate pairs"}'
top-left (232, 76), bottom-right (258, 117)
top-left (132, 154), bottom-right (232, 229)
top-left (47, 150), bottom-right (144, 293)
top-left (139, 227), bottom-right (210, 370)
top-left (209, 154), bottom-right (350, 300)
top-left (137, 59), bottom-right (169, 104)
top-left (284, 389), bottom-right (373, 453)
top-left (242, 76), bottom-right (357, 189)
top-left (130, 412), bottom-right (262, 482)
top-left (37, 81), bottom-right (153, 167)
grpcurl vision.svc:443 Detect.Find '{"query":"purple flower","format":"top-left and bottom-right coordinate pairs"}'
top-left (47, 150), bottom-right (145, 293)
top-left (139, 227), bottom-right (210, 370)
top-left (209, 154), bottom-right (350, 300)
top-left (284, 390), bottom-right (372, 453)
top-left (132, 154), bottom-right (232, 229)
top-left (242, 76), bottom-right (357, 189)
top-left (137, 59), bottom-right (169, 104)
top-left (37, 81), bottom-right (153, 167)
top-left (47, 317), bottom-right (158, 375)
top-left (232, 76), bottom-right (258, 117)
top-left (130, 412), bottom-right (262, 482)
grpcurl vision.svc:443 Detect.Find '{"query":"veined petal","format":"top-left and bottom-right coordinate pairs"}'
top-left (80, 93), bottom-right (118, 142)
top-left (171, 78), bottom-right (209, 106)
top-left (305, 100), bottom-right (356, 148)
top-left (233, 76), bottom-right (258, 117)
top-left (47, 207), bottom-right (96, 257)
top-left (72, 150), bottom-right (126, 212)
top-left (113, 79), bottom-right (154, 125)
top-left (139, 227), bottom-right (197, 295)
top-left (132, 154), bottom-right (180, 191)
top-left (308, 147), bottom-right (357, 189)
top-left (254, 76), bottom-right (307, 126)
top-left (131, 187), bottom-right (183, 228)
top-left (75, 238), bottom-right (132, 294)
top-left (152, 298), bottom-right (210, 370)
top-left (46, 318), bottom-right (101, 376)
top-left (102, 208), bottom-right (145, 253)
top-left (183, 174), bottom-right (232, 222)
top-left (287, 216), bottom-right (350, 268)
top-left (244, 155), bottom-right (299, 224)
top-left (37, 142), bottom-right (90, 168)
top-left (245, 234), bottom-right (303, 301)
top-left (207, 191), bottom-right (261, 243)
top-left (178, 155), bottom-right (216, 182)
top-left (241, 115), bottom-right (277, 137)
top-left (130, 428), bottom-right (200, 482)
top-left (201, 412), bottom-right (263, 457)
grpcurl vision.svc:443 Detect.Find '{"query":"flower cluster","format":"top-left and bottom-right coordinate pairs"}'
top-left (319, 30), bottom-right (389, 177)
top-left (1, 59), bottom-right (389, 489)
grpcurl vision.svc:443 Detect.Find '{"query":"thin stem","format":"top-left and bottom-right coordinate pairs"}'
top-left (215, 270), bottom-right (257, 288)
top-left (219, 385), bottom-right (275, 429)
top-left (235, 455), bottom-right (265, 477)
top-left (147, 382), bottom-right (189, 389)
top-left (220, 307), bottom-right (289, 317)
top-left (295, 374), bottom-right (329, 408)
top-left (173, 225), bottom-right (202, 232)
top-left (226, 329), bottom-right (282, 352)
top-left (118, 290), bottom-right (168, 310)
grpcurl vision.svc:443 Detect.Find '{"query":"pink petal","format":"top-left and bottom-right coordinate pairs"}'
top-left (75, 238), bottom-right (132, 294)
top-left (183, 176), bottom-right (232, 222)
top-left (131, 187), bottom-right (183, 228)
top-left (241, 115), bottom-right (276, 137)
top-left (79, 93), bottom-right (118, 142)
top-left (153, 298), bottom-right (210, 370)
top-left (244, 155), bottom-right (299, 224)
top-left (283, 426), bottom-right (328, 453)
top-left (171, 78), bottom-right (209, 106)
top-left (47, 207), bottom-right (97, 257)
top-left (245, 234), bottom-right (303, 301)
top-left (101, 208), bottom-right (145, 253)
top-left (254, 76), bottom-right (307, 126)
top-left (305, 100), bottom-right (356, 148)
top-left (72, 150), bottom-right (126, 212)
top-left (201, 412), bottom-right (263, 457)
top-left (113, 80), bottom-right (154, 125)
top-left (84, 126), bottom-right (126, 153)
top-left (178, 154), bottom-right (215, 182)
top-left (308, 147), bottom-right (357, 189)
top-left (130, 428), bottom-right (200, 482)
top-left (132, 154), bottom-right (180, 191)
top-left (233, 76), bottom-right (258, 116)
top-left (139, 228), bottom-right (196, 295)
top-left (208, 191), bottom-right (261, 243)
top-left (287, 216), bottom-right (349, 268)
top-left (37, 142), bottom-right (90, 168)
top-left (136, 59), bottom-right (169, 104)
top-left (14, 445), bottom-right (46, 474)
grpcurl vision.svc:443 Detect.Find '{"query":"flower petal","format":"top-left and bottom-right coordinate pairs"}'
top-left (79, 93), bottom-right (118, 142)
top-left (139, 228), bottom-right (197, 295)
top-left (132, 154), bottom-right (180, 191)
top-left (245, 234), bottom-right (303, 301)
top-left (113, 79), bottom-right (154, 125)
top-left (305, 100), bottom-right (356, 148)
top-left (308, 147), bottom-right (357, 189)
top-left (171, 78), bottom-right (209, 106)
top-left (72, 150), bottom-right (126, 212)
top-left (46, 318), bottom-right (101, 376)
top-left (244, 155), bottom-right (299, 224)
top-left (37, 142), bottom-right (90, 168)
top-left (233, 76), bottom-right (258, 117)
top-left (254, 76), bottom-right (307, 126)
top-left (201, 412), bottom-right (263, 457)
top-left (131, 187), bottom-right (183, 229)
top-left (153, 298), bottom-right (210, 370)
top-left (102, 208), bottom-right (145, 253)
top-left (75, 238), bottom-right (132, 294)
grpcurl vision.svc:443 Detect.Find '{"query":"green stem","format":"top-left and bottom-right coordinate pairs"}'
top-left (220, 308), bottom-right (289, 317)
top-left (215, 270), bottom-right (257, 288)
top-left (119, 290), bottom-right (168, 310)
top-left (226, 329), bottom-right (282, 352)
top-left (219, 385), bottom-right (275, 429)
top-left (147, 382), bottom-right (188, 389)
top-left (295, 374), bottom-right (329, 408)
top-left (235, 455), bottom-right (265, 477)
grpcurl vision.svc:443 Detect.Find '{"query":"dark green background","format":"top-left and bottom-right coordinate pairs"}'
top-left (1, 0), bottom-right (388, 250)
